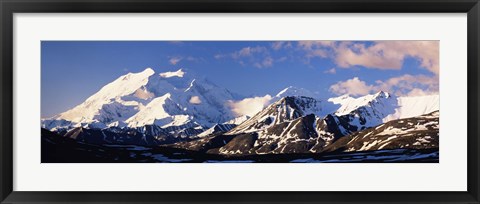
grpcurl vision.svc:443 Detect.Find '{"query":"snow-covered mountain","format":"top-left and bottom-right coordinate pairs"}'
top-left (217, 93), bottom-right (396, 154)
top-left (328, 91), bottom-right (399, 133)
top-left (324, 111), bottom-right (439, 152)
top-left (42, 68), bottom-right (440, 151)
top-left (383, 95), bottom-right (440, 122)
top-left (227, 91), bottom-right (438, 136)
top-left (42, 68), bottom-right (241, 132)
top-left (227, 96), bottom-right (333, 135)
top-left (329, 92), bottom-right (439, 122)
top-left (275, 86), bottom-right (320, 99)
top-left (171, 91), bottom-right (440, 155)
top-left (197, 124), bottom-right (237, 138)
top-left (224, 115), bottom-right (250, 125)
top-left (196, 115), bottom-right (250, 138)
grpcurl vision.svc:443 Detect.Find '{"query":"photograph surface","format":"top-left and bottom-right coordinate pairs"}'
top-left (41, 41), bottom-right (439, 163)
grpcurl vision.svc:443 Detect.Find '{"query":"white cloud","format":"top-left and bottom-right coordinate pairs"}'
top-left (272, 42), bottom-right (284, 50)
top-left (297, 41), bottom-right (439, 75)
top-left (297, 41), bottom-right (335, 59)
top-left (329, 74), bottom-right (439, 97)
top-left (263, 57), bottom-right (274, 67)
top-left (217, 46), bottom-right (277, 69)
top-left (335, 41), bottom-right (439, 74)
top-left (271, 41), bottom-right (292, 50)
top-left (232, 46), bottom-right (267, 59)
top-left (214, 54), bottom-right (224, 59)
top-left (169, 56), bottom-right (202, 65)
top-left (189, 96), bottom-right (202, 104)
top-left (227, 95), bottom-right (272, 117)
top-left (329, 77), bottom-right (374, 96)
top-left (298, 41), bottom-right (335, 50)
top-left (254, 57), bottom-right (274, 68)
top-left (324, 68), bottom-right (336, 74)
top-left (169, 57), bottom-right (182, 65)
top-left (406, 88), bottom-right (438, 96)
top-left (375, 74), bottom-right (439, 96)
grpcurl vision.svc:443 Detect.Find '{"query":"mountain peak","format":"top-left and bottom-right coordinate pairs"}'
top-left (123, 67), bottom-right (155, 80)
top-left (275, 86), bottom-right (319, 99)
top-left (142, 67), bottom-right (155, 75)
top-left (227, 95), bottom-right (326, 134)
top-left (329, 91), bottom-right (396, 117)
top-left (159, 69), bottom-right (186, 78)
top-left (328, 94), bottom-right (351, 103)
top-left (373, 91), bottom-right (390, 99)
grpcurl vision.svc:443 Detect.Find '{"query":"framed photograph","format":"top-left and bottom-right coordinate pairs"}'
top-left (1, 0), bottom-right (479, 203)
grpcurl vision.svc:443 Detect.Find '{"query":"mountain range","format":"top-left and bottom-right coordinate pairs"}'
top-left (42, 68), bottom-right (439, 155)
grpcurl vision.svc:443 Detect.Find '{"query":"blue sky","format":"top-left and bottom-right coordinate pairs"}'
top-left (41, 41), bottom-right (439, 117)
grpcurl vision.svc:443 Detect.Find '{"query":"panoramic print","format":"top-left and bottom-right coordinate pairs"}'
top-left (41, 41), bottom-right (439, 163)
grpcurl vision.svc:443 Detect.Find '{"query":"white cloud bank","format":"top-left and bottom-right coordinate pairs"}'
top-left (330, 75), bottom-right (439, 97)
top-left (214, 46), bottom-right (275, 68)
top-left (227, 95), bottom-right (272, 117)
top-left (329, 77), bottom-right (374, 96)
top-left (298, 41), bottom-right (439, 75)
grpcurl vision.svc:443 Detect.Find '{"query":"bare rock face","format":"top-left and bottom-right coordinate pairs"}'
top-left (170, 109), bottom-right (439, 156)
top-left (324, 111), bottom-right (439, 152)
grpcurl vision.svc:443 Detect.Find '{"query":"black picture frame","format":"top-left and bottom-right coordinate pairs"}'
top-left (1, 0), bottom-right (479, 203)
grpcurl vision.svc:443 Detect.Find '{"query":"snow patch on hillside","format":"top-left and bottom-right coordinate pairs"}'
top-left (383, 95), bottom-right (440, 122)
top-left (328, 92), bottom-right (439, 123)
top-left (329, 91), bottom-right (393, 116)
top-left (159, 69), bottom-right (185, 78)
top-left (276, 86), bottom-right (320, 99)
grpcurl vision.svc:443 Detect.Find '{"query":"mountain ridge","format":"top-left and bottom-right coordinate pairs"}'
top-left (42, 68), bottom-right (440, 151)
top-left (43, 68), bottom-right (241, 132)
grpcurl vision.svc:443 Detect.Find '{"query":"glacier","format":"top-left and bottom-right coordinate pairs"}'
top-left (42, 68), bottom-right (241, 131)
